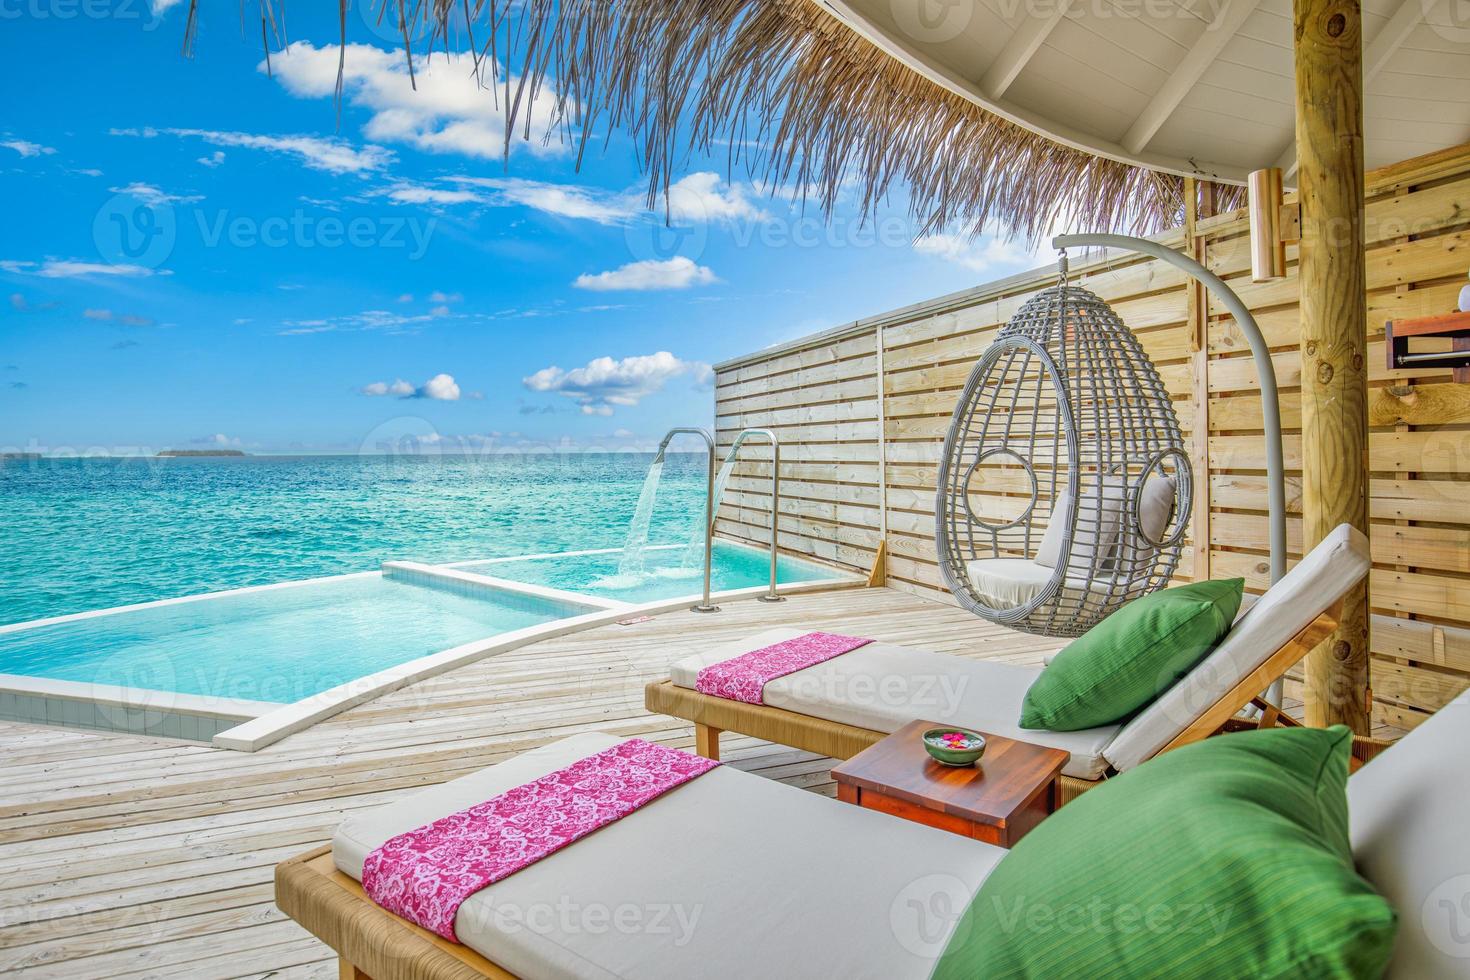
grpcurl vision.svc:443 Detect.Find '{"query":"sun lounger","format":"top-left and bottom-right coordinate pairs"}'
top-left (646, 523), bottom-right (1376, 800)
top-left (278, 696), bottom-right (1468, 979)
top-left (288, 731), bottom-right (1005, 980)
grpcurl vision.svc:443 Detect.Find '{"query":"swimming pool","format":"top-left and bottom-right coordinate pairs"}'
top-left (0, 541), bottom-right (854, 745)
top-left (0, 574), bottom-right (595, 704)
top-left (455, 541), bottom-right (836, 604)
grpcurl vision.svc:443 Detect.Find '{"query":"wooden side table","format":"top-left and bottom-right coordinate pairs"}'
top-left (831, 719), bottom-right (1069, 848)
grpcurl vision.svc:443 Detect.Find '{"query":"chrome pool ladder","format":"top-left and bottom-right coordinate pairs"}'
top-left (654, 427), bottom-right (719, 613)
top-left (723, 428), bottom-right (783, 602)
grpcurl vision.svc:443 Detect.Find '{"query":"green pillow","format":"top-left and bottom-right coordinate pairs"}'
top-left (934, 726), bottom-right (1396, 980)
top-left (1020, 578), bottom-right (1243, 731)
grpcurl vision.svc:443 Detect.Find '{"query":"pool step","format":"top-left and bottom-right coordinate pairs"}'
top-left (380, 562), bottom-right (630, 615)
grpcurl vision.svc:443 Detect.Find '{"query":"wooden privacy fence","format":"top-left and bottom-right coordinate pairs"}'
top-left (714, 142), bottom-right (1470, 734)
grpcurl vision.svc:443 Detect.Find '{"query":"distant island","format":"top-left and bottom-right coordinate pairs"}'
top-left (157, 450), bottom-right (247, 457)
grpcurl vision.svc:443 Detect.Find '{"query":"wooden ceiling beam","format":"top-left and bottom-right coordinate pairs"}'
top-left (980, 0), bottom-right (1076, 99)
top-left (1120, 0), bottom-right (1264, 156)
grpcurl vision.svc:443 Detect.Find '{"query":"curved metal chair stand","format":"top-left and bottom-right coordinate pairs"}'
top-left (1055, 234), bottom-right (1289, 704)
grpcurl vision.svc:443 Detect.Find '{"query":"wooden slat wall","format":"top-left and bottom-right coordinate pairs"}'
top-left (715, 142), bottom-right (1470, 734)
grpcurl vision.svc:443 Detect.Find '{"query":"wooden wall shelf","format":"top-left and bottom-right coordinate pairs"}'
top-left (1385, 311), bottom-right (1470, 382)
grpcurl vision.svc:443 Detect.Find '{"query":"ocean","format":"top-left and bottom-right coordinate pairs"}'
top-left (0, 452), bottom-right (709, 626)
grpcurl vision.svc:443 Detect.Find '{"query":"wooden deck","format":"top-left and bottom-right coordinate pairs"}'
top-left (0, 587), bottom-right (1070, 979)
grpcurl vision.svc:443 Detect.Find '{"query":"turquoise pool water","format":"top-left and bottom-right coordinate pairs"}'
top-left (0, 576), bottom-right (573, 703)
top-left (0, 453), bottom-right (848, 708)
top-left (1, 453), bottom-right (707, 626)
top-left (465, 542), bottom-right (838, 604)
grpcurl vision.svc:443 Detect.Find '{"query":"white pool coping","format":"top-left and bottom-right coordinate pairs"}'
top-left (212, 573), bottom-right (859, 752)
top-left (381, 561), bottom-right (631, 612)
top-left (0, 542), bottom-right (861, 749)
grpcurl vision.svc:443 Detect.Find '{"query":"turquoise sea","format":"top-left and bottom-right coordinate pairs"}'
top-left (0, 453), bottom-right (710, 627)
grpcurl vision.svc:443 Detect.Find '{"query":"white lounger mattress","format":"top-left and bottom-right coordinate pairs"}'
top-left (670, 630), bottom-right (1119, 779)
top-left (335, 731), bottom-right (1005, 980)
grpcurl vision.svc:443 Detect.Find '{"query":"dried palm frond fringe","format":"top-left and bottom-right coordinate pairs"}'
top-left (184, 0), bottom-right (1244, 243)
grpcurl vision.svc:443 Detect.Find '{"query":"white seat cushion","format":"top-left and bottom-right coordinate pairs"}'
top-left (1103, 523), bottom-right (1371, 772)
top-left (1349, 700), bottom-right (1470, 979)
top-left (966, 557), bottom-right (1054, 609)
top-left (336, 732), bottom-right (1005, 980)
top-left (964, 558), bottom-right (1112, 613)
top-left (670, 628), bottom-right (1115, 779)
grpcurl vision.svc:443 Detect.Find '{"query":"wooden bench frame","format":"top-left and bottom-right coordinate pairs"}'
top-left (644, 601), bottom-right (1386, 803)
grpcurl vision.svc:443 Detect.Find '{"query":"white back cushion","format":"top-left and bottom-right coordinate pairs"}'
top-left (1136, 475), bottom-right (1176, 546)
top-left (1103, 523), bottom-right (1371, 772)
top-left (1349, 699), bottom-right (1470, 978)
top-left (1035, 482), bottom-right (1126, 570)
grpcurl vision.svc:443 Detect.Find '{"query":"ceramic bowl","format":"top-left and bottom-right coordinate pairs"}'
top-left (922, 727), bottom-right (987, 767)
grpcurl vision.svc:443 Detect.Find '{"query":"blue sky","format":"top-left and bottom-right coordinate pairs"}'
top-left (0, 1), bottom-right (1044, 454)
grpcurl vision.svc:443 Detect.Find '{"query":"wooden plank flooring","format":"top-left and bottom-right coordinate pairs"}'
top-left (0, 588), bottom-right (1067, 979)
top-left (0, 586), bottom-right (1401, 978)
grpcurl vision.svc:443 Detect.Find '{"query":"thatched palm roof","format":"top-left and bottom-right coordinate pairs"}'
top-left (187, 0), bottom-right (1244, 241)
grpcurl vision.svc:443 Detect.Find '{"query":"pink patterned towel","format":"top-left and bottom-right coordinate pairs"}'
top-left (361, 738), bottom-right (718, 942)
top-left (695, 631), bottom-right (873, 704)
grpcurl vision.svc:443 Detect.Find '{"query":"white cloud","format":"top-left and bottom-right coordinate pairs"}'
top-left (2, 139), bottom-right (56, 158)
top-left (266, 42), bottom-right (563, 160)
top-left (362, 379), bottom-right (416, 397)
top-left (523, 351), bottom-right (709, 415)
top-left (402, 172), bottom-right (763, 227)
top-left (152, 0), bottom-right (185, 12)
top-left (198, 151), bottom-right (226, 168)
top-left (913, 230), bottom-right (1041, 274)
top-left (283, 307), bottom-right (447, 336)
top-left (447, 177), bottom-right (632, 223)
top-left (361, 373), bottom-right (461, 400)
top-left (109, 182), bottom-right (202, 206)
top-left (573, 257), bottom-right (718, 292)
top-left (396, 293), bottom-right (413, 303)
top-left (419, 373), bottom-right (461, 400)
top-left (384, 183), bottom-right (483, 206)
top-left (1, 259), bottom-right (165, 279)
top-left (192, 432), bottom-right (241, 447)
top-left (428, 291), bottom-right (461, 303)
top-left (117, 126), bottom-right (392, 175)
top-left (663, 172), bottom-right (766, 224)
top-left (83, 308), bottom-right (156, 327)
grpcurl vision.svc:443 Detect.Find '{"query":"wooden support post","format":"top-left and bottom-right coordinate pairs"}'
top-left (1184, 178), bottom-right (1212, 585)
top-left (695, 723), bottom-right (721, 760)
top-left (1294, 0), bottom-right (1371, 732)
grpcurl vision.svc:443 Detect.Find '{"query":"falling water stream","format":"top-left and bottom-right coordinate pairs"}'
top-left (678, 455), bottom-right (738, 570)
top-left (616, 457), bottom-right (666, 579)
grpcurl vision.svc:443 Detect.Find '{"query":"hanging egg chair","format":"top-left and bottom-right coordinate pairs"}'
top-left (935, 259), bottom-right (1193, 637)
